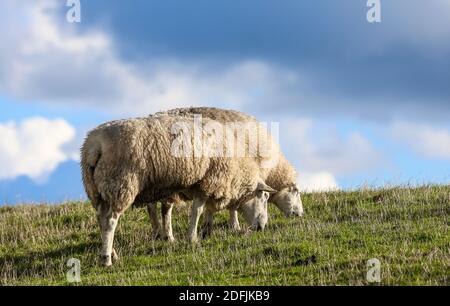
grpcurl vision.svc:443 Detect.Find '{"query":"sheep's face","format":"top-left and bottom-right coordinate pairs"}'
top-left (271, 184), bottom-right (304, 217)
top-left (239, 189), bottom-right (270, 231)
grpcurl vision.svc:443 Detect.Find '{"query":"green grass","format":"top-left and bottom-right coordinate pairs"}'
top-left (0, 186), bottom-right (449, 285)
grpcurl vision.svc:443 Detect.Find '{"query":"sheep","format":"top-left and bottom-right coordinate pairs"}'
top-left (148, 107), bottom-right (303, 240)
top-left (81, 114), bottom-right (275, 266)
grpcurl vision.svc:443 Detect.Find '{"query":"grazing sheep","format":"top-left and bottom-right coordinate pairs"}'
top-left (148, 107), bottom-right (303, 240)
top-left (81, 115), bottom-right (274, 266)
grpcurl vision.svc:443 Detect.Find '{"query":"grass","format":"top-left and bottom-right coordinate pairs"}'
top-left (0, 185), bottom-right (449, 285)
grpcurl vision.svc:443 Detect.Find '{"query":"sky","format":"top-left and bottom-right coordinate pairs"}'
top-left (0, 0), bottom-right (449, 204)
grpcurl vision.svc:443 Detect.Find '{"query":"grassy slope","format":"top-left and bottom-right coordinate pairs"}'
top-left (0, 186), bottom-right (448, 286)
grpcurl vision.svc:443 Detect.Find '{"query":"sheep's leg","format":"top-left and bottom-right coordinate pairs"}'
top-left (147, 202), bottom-right (162, 239)
top-left (188, 196), bottom-right (206, 243)
top-left (229, 209), bottom-right (241, 231)
top-left (201, 209), bottom-right (214, 239)
top-left (98, 205), bottom-right (121, 267)
top-left (161, 200), bottom-right (175, 242)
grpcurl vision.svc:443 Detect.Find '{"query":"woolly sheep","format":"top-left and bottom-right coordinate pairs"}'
top-left (148, 107), bottom-right (303, 240)
top-left (81, 115), bottom-right (274, 266)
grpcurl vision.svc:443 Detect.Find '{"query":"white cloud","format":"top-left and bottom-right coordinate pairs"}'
top-left (280, 119), bottom-right (384, 175)
top-left (299, 171), bottom-right (339, 192)
top-left (0, 117), bottom-right (76, 182)
top-left (275, 118), bottom-right (385, 191)
top-left (391, 122), bottom-right (450, 160)
top-left (0, 0), bottom-right (299, 116)
top-left (2, 0), bottom-right (448, 123)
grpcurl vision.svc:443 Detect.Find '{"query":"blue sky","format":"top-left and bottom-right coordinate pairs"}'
top-left (0, 0), bottom-right (449, 204)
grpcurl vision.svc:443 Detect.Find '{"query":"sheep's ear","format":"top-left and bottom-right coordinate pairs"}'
top-left (257, 182), bottom-right (277, 194)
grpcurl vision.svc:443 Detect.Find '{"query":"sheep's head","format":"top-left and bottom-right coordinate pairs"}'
top-left (271, 183), bottom-right (304, 217)
top-left (239, 182), bottom-right (276, 231)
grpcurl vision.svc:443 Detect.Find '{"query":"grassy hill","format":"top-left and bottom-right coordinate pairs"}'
top-left (0, 186), bottom-right (448, 285)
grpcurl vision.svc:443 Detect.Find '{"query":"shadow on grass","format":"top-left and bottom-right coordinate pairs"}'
top-left (0, 242), bottom-right (98, 283)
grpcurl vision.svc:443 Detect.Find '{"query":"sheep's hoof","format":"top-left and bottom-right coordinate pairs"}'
top-left (100, 255), bottom-right (112, 267)
top-left (111, 248), bottom-right (119, 261)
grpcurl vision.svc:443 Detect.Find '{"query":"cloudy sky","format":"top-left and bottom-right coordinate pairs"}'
top-left (1, 0), bottom-right (449, 204)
